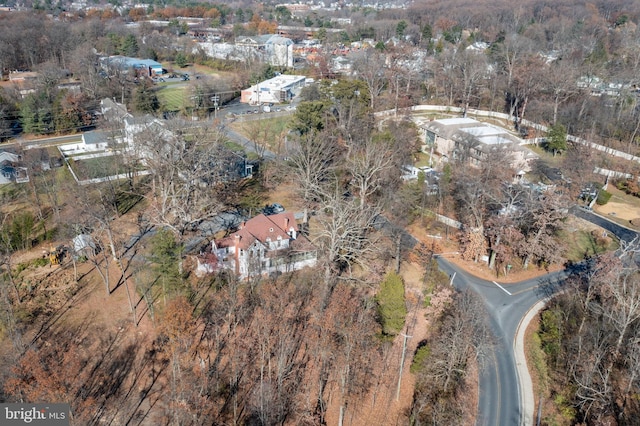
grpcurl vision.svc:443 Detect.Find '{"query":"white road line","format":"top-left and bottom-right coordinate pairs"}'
top-left (492, 281), bottom-right (512, 296)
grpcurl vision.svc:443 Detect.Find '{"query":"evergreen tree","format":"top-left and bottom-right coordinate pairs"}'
top-left (396, 20), bottom-right (408, 38)
top-left (121, 34), bottom-right (139, 57)
top-left (174, 52), bottom-right (187, 68)
top-left (149, 229), bottom-right (183, 298)
top-left (133, 84), bottom-right (160, 113)
top-left (547, 123), bottom-right (567, 156)
top-left (376, 272), bottom-right (407, 337)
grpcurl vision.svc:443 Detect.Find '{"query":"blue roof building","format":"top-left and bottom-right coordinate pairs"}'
top-left (100, 56), bottom-right (164, 76)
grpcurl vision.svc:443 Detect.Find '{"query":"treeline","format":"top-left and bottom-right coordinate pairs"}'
top-left (536, 252), bottom-right (640, 424)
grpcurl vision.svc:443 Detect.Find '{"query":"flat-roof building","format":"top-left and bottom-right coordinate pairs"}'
top-left (420, 117), bottom-right (538, 171)
top-left (100, 56), bottom-right (164, 77)
top-left (240, 75), bottom-right (306, 105)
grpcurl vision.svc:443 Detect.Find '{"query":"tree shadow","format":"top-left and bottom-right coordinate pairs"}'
top-left (29, 281), bottom-right (95, 346)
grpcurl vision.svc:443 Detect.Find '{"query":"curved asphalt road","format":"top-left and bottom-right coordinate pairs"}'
top-left (436, 258), bottom-right (571, 426)
top-left (435, 210), bottom-right (638, 426)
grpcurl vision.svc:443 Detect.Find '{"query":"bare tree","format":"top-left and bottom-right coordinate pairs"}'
top-left (133, 121), bottom-right (233, 237)
top-left (519, 190), bottom-right (567, 268)
top-left (314, 184), bottom-right (382, 280)
top-left (286, 130), bottom-right (343, 224)
top-left (351, 50), bottom-right (387, 109)
top-left (346, 136), bottom-right (396, 210)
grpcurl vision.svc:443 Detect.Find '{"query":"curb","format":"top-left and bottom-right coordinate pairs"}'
top-left (515, 299), bottom-right (547, 426)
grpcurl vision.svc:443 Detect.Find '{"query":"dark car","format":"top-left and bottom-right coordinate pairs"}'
top-left (263, 203), bottom-right (285, 215)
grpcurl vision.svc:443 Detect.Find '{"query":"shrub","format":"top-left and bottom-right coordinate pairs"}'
top-left (596, 189), bottom-right (612, 205)
top-left (410, 342), bottom-right (430, 374)
top-left (31, 257), bottom-right (49, 268)
top-left (376, 272), bottom-right (407, 337)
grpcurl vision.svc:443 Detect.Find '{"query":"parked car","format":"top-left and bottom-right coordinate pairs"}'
top-left (263, 203), bottom-right (285, 215)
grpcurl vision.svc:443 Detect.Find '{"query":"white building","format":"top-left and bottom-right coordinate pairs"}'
top-left (197, 34), bottom-right (294, 68)
top-left (240, 75), bottom-right (306, 105)
top-left (420, 117), bottom-right (538, 171)
top-left (211, 212), bottom-right (317, 279)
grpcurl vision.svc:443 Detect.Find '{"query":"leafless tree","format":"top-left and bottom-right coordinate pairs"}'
top-left (286, 130), bottom-right (343, 224)
top-left (411, 290), bottom-right (493, 423)
top-left (346, 136), bottom-right (396, 210)
top-left (133, 121), bottom-right (233, 237)
top-left (519, 190), bottom-right (567, 268)
top-left (313, 184), bottom-right (382, 280)
top-left (351, 50), bottom-right (388, 109)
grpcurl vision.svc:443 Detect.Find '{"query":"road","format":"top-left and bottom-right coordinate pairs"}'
top-left (571, 206), bottom-right (638, 244)
top-left (437, 258), bottom-right (571, 426)
top-left (222, 126), bottom-right (276, 160)
top-left (433, 210), bottom-right (638, 426)
top-left (4, 134), bottom-right (83, 149)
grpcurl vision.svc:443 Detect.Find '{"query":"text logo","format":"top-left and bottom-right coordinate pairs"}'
top-left (1, 404), bottom-right (69, 425)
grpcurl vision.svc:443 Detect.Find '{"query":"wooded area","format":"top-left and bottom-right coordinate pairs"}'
top-left (0, 0), bottom-right (639, 424)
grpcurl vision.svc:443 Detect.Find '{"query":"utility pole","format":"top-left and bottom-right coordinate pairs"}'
top-left (210, 95), bottom-right (220, 119)
top-left (395, 74), bottom-right (400, 117)
top-left (396, 332), bottom-right (412, 401)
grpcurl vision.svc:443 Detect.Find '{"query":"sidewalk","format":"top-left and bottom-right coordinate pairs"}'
top-left (514, 300), bottom-right (546, 426)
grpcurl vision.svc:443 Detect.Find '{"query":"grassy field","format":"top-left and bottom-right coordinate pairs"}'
top-left (156, 86), bottom-right (187, 112)
top-left (230, 116), bottom-right (292, 155)
top-left (69, 157), bottom-right (128, 181)
top-left (414, 151), bottom-right (435, 168)
top-left (560, 227), bottom-right (619, 262)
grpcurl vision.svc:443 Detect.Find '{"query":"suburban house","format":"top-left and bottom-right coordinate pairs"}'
top-left (240, 74), bottom-right (306, 105)
top-left (419, 117), bottom-right (538, 171)
top-left (209, 212), bottom-right (317, 279)
top-left (0, 151), bottom-right (29, 184)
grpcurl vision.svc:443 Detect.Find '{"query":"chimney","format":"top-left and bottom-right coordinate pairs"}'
top-left (234, 234), bottom-right (241, 275)
top-left (284, 217), bottom-right (289, 229)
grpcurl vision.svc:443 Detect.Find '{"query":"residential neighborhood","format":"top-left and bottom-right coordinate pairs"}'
top-left (0, 1), bottom-right (639, 425)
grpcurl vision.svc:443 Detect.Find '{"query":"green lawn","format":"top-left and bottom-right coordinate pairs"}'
top-left (560, 228), bottom-right (619, 262)
top-left (414, 151), bottom-right (435, 168)
top-left (157, 86), bottom-right (187, 112)
top-left (69, 157), bottom-right (129, 181)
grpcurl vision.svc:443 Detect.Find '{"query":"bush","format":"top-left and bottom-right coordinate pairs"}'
top-left (596, 189), bottom-right (612, 205)
top-left (410, 342), bottom-right (430, 374)
top-left (376, 272), bottom-right (407, 337)
top-left (31, 257), bottom-right (49, 268)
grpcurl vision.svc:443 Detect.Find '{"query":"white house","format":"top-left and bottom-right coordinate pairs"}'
top-left (210, 212), bottom-right (317, 279)
top-left (0, 151), bottom-right (29, 184)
